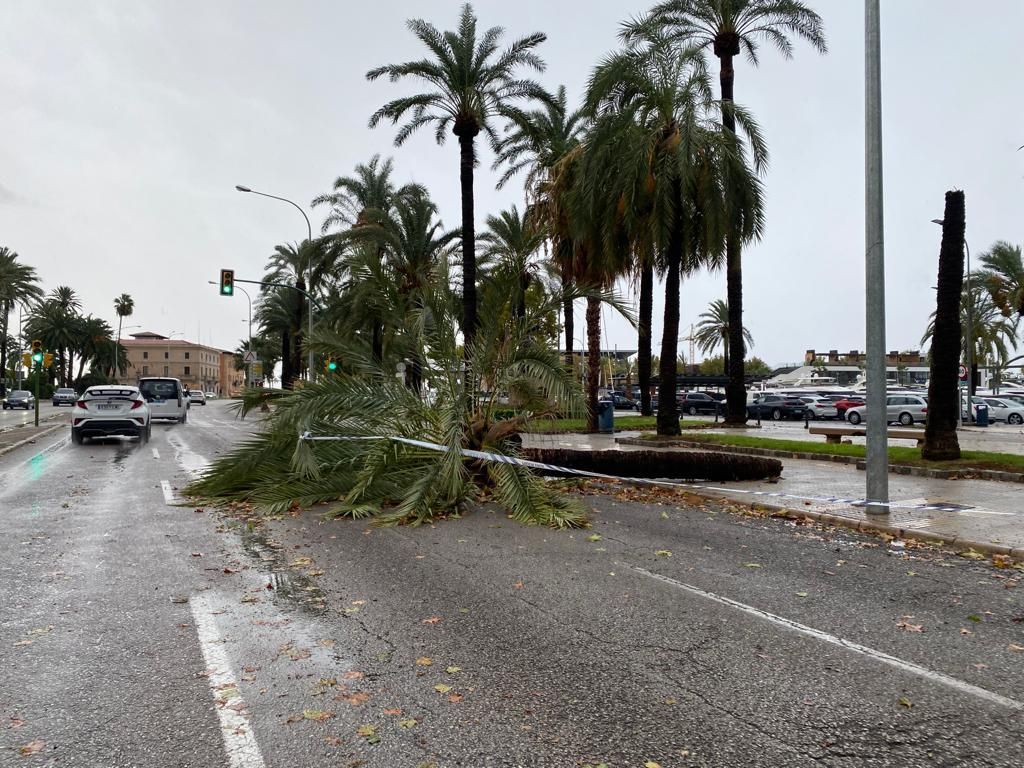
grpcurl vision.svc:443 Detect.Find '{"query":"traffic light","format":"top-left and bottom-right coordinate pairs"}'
top-left (22, 353), bottom-right (31, 368)
top-left (31, 340), bottom-right (43, 365)
top-left (43, 353), bottom-right (54, 368)
top-left (325, 358), bottom-right (338, 373)
top-left (219, 268), bottom-right (235, 296)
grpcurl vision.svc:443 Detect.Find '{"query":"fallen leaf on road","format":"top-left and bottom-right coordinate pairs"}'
top-left (356, 724), bottom-right (380, 744)
top-left (399, 719), bottom-right (418, 729)
top-left (1008, 644), bottom-right (1024, 652)
top-left (744, 562), bottom-right (762, 568)
top-left (415, 657), bottom-right (433, 666)
top-left (285, 713), bottom-right (303, 724)
top-left (663, 698), bottom-right (677, 705)
top-left (445, 666), bottom-right (461, 674)
top-left (898, 697), bottom-right (913, 708)
top-left (340, 692), bottom-right (369, 706)
top-left (342, 670), bottom-right (363, 679)
top-left (960, 628), bottom-right (973, 635)
top-left (513, 580), bottom-right (524, 589)
top-left (9, 717), bottom-right (26, 728)
top-left (992, 554), bottom-right (1013, 569)
top-left (795, 592), bottom-right (808, 597)
top-left (587, 534), bottom-right (602, 542)
top-left (645, 762), bottom-right (663, 768)
top-left (655, 550), bottom-right (672, 557)
top-left (448, 693), bottom-right (464, 703)
top-left (324, 736), bottom-right (343, 746)
top-left (19, 739), bottom-right (44, 755)
top-left (318, 639), bottom-right (337, 648)
top-left (343, 607), bottom-right (360, 615)
top-left (303, 709), bottom-right (334, 722)
top-left (906, 571), bottom-right (917, 577)
top-left (421, 616), bottom-right (442, 624)
top-left (660, 511), bottom-right (669, 519)
top-left (896, 621), bottom-right (923, 633)
top-left (383, 708), bottom-right (402, 715)
top-left (967, 614), bottom-right (982, 623)
top-left (29, 626), bottom-right (53, 635)
top-left (351, 600), bottom-right (367, 606)
top-left (13, 640), bottom-right (32, 647)
top-left (306, 569), bottom-right (324, 577)
top-left (433, 684), bottom-right (453, 694)
top-left (959, 549), bottom-right (987, 561)
top-left (290, 557), bottom-right (313, 567)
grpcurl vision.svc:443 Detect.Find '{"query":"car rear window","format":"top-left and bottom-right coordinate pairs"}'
top-left (140, 380), bottom-right (179, 399)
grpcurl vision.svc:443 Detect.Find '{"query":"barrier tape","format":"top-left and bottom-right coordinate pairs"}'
top-left (298, 431), bottom-right (1002, 516)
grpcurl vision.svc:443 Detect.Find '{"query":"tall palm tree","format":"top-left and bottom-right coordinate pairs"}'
top-left (367, 3), bottom-right (551, 350)
top-left (312, 154), bottom-right (400, 233)
top-left (498, 88), bottom-right (589, 372)
top-left (627, 0), bottom-right (826, 424)
top-left (0, 247), bottom-right (43, 396)
top-left (693, 298), bottom-right (752, 373)
top-left (922, 191), bottom-right (965, 460)
top-left (584, 32), bottom-right (765, 435)
top-left (256, 285), bottom-right (301, 389)
top-left (74, 316), bottom-right (113, 382)
top-left (112, 293), bottom-right (134, 380)
top-left (978, 241), bottom-right (1024, 319)
top-left (263, 242), bottom-right (325, 383)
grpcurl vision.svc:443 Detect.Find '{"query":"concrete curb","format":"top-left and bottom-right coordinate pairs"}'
top-left (618, 437), bottom-right (1024, 484)
top-left (0, 424), bottom-right (64, 458)
top-left (672, 488), bottom-right (1024, 563)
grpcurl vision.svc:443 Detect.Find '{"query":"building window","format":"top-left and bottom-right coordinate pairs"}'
top-left (164, 351), bottom-right (169, 359)
top-left (185, 352), bottom-right (190, 360)
top-left (142, 365), bottom-right (149, 376)
top-left (184, 366), bottom-right (190, 375)
top-left (164, 365), bottom-right (169, 376)
top-left (143, 351), bottom-right (148, 360)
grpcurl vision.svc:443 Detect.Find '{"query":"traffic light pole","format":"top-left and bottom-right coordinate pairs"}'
top-left (33, 361), bottom-right (40, 427)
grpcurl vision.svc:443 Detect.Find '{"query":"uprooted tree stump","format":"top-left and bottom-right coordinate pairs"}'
top-left (520, 448), bottom-right (782, 482)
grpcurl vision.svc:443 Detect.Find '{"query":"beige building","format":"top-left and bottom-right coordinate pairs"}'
top-left (122, 332), bottom-right (242, 395)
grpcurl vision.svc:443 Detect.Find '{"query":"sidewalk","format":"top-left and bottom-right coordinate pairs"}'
top-left (0, 416), bottom-right (66, 456)
top-left (522, 431), bottom-right (1024, 559)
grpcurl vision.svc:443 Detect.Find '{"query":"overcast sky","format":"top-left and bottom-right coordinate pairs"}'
top-left (2, 0), bottom-right (1023, 368)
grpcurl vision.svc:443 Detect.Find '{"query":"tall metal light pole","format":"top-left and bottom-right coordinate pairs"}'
top-left (235, 185), bottom-right (315, 383)
top-left (864, 0), bottom-right (888, 514)
top-left (932, 218), bottom-right (972, 415)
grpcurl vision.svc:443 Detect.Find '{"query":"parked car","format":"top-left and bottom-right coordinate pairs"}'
top-left (979, 397), bottom-right (1024, 424)
top-left (747, 394), bottom-right (808, 420)
top-left (138, 377), bottom-right (188, 423)
top-left (832, 397), bottom-right (866, 418)
top-left (800, 396), bottom-right (838, 420)
top-left (52, 387), bottom-right (77, 407)
top-left (608, 392), bottom-right (640, 411)
top-left (845, 394), bottom-right (928, 426)
top-left (678, 391), bottom-right (722, 416)
top-left (71, 385), bottom-right (151, 444)
top-left (204, 391), bottom-right (217, 399)
top-left (187, 389), bottom-right (207, 406)
top-left (3, 390), bottom-right (34, 410)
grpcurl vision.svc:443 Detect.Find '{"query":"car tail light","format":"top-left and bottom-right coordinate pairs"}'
top-left (922, 407), bottom-right (927, 413)
top-left (130, 400), bottom-right (144, 410)
top-left (76, 400), bottom-right (87, 409)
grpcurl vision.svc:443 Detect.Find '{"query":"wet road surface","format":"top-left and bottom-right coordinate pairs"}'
top-left (2, 402), bottom-right (1022, 766)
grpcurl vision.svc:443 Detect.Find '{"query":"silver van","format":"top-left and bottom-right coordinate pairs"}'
top-left (138, 377), bottom-right (188, 423)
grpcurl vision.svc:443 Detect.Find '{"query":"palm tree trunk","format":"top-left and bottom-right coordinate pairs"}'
top-left (65, 349), bottom-right (74, 388)
top-left (722, 336), bottom-right (730, 378)
top-left (657, 248), bottom-right (682, 437)
top-left (0, 303), bottom-right (9, 396)
top-left (112, 314), bottom-right (124, 380)
top-left (923, 191), bottom-right (964, 460)
top-left (457, 129), bottom-right (478, 351)
top-left (638, 254), bottom-right (653, 416)
top-left (717, 48), bottom-right (747, 425)
top-left (561, 262), bottom-right (574, 369)
top-left (280, 331), bottom-right (293, 389)
top-left (295, 277), bottom-right (307, 380)
top-left (585, 296), bottom-right (601, 433)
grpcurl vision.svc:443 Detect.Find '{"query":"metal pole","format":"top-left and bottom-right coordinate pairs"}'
top-left (965, 239), bottom-right (974, 400)
top-left (864, 0), bottom-right (888, 515)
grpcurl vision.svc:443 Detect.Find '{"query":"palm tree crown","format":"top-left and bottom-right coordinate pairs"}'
top-left (978, 241), bottom-right (1024, 319)
top-left (0, 247), bottom-right (43, 395)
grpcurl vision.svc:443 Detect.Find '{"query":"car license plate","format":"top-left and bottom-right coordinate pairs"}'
top-left (97, 404), bottom-right (119, 411)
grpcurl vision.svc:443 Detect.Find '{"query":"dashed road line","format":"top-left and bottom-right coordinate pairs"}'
top-left (189, 593), bottom-right (267, 768)
top-left (151, 448), bottom-right (160, 459)
top-left (160, 480), bottom-right (181, 506)
top-left (631, 565), bottom-right (1022, 711)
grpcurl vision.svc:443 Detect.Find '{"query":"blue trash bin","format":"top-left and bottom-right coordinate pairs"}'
top-left (597, 399), bottom-right (614, 433)
top-left (975, 402), bottom-right (989, 427)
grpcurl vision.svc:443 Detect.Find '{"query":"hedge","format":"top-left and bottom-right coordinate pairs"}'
top-left (520, 448), bottom-right (782, 482)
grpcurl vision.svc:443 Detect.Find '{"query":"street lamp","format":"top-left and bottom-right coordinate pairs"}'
top-left (235, 184), bottom-right (314, 383)
top-left (932, 218), bottom-right (973, 416)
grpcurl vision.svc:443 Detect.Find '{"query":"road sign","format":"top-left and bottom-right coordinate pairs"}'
top-left (243, 351), bottom-right (258, 364)
top-left (250, 362), bottom-right (263, 379)
top-left (959, 364), bottom-right (968, 380)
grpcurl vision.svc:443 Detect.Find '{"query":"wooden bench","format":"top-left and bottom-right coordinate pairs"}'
top-left (808, 425), bottom-right (925, 446)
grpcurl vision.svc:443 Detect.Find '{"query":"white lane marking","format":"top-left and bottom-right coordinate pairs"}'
top-left (165, 430), bottom-right (210, 479)
top-left (151, 448), bottom-right (160, 459)
top-left (189, 593), bottom-right (267, 768)
top-left (631, 565), bottom-right (1023, 711)
top-left (160, 480), bottom-right (179, 506)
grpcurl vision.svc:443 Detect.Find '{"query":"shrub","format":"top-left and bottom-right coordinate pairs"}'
top-left (520, 448), bottom-right (782, 482)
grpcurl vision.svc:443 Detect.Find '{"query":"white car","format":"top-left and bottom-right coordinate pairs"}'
top-left (204, 391), bottom-right (217, 400)
top-left (846, 394), bottom-right (928, 426)
top-left (800, 396), bottom-right (838, 420)
top-left (71, 385), bottom-right (151, 444)
top-left (979, 397), bottom-right (1024, 424)
top-left (138, 377), bottom-right (189, 423)
top-left (187, 389), bottom-right (207, 405)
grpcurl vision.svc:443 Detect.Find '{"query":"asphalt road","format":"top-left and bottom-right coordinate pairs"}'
top-left (2, 401), bottom-right (1022, 767)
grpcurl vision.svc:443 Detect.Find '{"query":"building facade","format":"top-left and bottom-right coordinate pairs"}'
top-left (121, 332), bottom-right (240, 395)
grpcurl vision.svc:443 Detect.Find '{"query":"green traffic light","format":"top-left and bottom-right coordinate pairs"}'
top-left (221, 285), bottom-right (233, 296)
top-left (32, 353), bottom-right (43, 364)
top-left (327, 361), bottom-right (337, 371)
